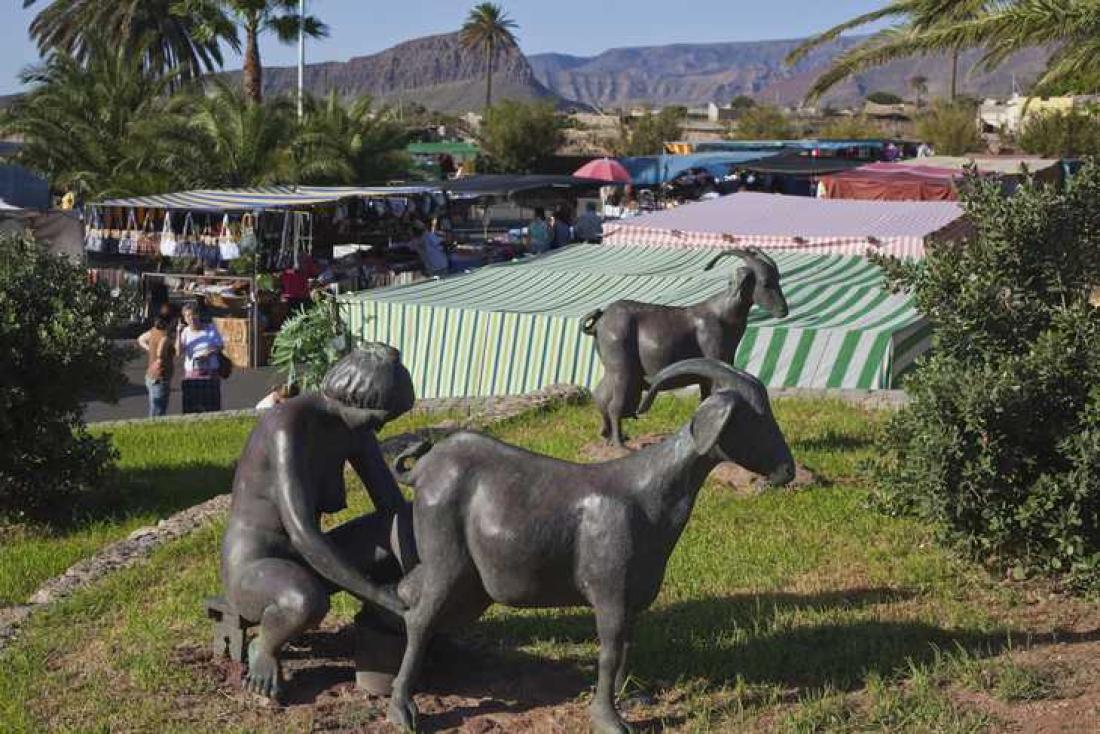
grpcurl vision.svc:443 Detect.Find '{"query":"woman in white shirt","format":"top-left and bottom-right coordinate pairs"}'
top-left (177, 302), bottom-right (225, 414)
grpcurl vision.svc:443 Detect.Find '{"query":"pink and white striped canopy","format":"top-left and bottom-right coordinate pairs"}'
top-left (603, 191), bottom-right (967, 259)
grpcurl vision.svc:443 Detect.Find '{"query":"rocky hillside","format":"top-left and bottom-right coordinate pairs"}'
top-left (529, 38), bottom-right (1050, 109)
top-left (248, 32), bottom-right (570, 113)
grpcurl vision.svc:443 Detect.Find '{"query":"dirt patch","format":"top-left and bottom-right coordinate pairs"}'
top-left (176, 620), bottom-right (683, 733)
top-left (580, 434), bottom-right (818, 494)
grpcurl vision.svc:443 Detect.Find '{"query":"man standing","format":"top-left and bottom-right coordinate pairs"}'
top-left (573, 202), bottom-right (604, 244)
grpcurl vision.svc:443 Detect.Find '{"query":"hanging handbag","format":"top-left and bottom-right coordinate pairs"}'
top-left (84, 209), bottom-right (106, 253)
top-left (238, 213), bottom-right (258, 258)
top-left (160, 212), bottom-right (178, 257)
top-left (218, 214), bottom-right (241, 261)
top-left (135, 211), bottom-right (160, 257)
top-left (177, 212), bottom-right (198, 259)
top-left (117, 210), bottom-right (139, 255)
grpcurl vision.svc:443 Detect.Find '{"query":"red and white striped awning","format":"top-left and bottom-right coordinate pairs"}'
top-left (603, 191), bottom-right (967, 259)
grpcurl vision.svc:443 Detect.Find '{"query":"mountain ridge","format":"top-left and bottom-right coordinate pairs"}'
top-left (527, 37), bottom-right (1049, 109)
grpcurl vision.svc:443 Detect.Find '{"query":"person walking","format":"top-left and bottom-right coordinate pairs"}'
top-left (178, 302), bottom-right (225, 414)
top-left (137, 312), bottom-right (176, 417)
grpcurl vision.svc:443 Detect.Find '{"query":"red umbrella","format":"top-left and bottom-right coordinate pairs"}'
top-left (574, 157), bottom-right (632, 184)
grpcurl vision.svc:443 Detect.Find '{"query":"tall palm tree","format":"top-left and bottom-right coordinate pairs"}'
top-left (22, 0), bottom-right (237, 83)
top-left (460, 3), bottom-right (519, 110)
top-left (786, 0), bottom-right (990, 102)
top-left (181, 0), bottom-right (328, 104)
top-left (910, 74), bottom-right (929, 107)
top-left (1, 38), bottom-right (198, 198)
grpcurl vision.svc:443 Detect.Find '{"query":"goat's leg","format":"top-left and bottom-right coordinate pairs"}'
top-left (614, 621), bottom-right (634, 694)
top-left (591, 605), bottom-right (632, 734)
top-left (593, 377), bottom-right (613, 441)
top-left (387, 579), bottom-right (448, 732)
top-left (607, 374), bottom-right (641, 448)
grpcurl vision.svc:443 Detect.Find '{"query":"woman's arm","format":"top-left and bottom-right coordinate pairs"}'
top-left (348, 433), bottom-right (406, 513)
top-left (272, 430), bottom-right (406, 615)
top-left (137, 330), bottom-right (152, 353)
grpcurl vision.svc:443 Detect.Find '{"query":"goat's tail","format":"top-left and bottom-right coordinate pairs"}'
top-left (393, 440), bottom-right (433, 485)
top-left (580, 308), bottom-right (604, 336)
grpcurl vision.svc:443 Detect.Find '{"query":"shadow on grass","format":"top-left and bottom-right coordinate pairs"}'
top-left (791, 430), bottom-right (876, 454)
top-left (468, 588), bottom-right (1022, 691)
top-left (76, 462), bottom-right (236, 527)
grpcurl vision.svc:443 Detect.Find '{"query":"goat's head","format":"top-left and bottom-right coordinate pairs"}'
top-left (705, 247), bottom-right (789, 318)
top-left (638, 358), bottom-right (795, 486)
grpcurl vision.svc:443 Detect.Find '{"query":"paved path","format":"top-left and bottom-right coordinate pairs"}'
top-left (84, 350), bottom-right (280, 423)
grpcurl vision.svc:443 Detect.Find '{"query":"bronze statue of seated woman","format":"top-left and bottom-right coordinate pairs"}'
top-left (219, 345), bottom-right (418, 700)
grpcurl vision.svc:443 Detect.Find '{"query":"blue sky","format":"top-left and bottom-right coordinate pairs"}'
top-left (1, 1), bottom-right (887, 94)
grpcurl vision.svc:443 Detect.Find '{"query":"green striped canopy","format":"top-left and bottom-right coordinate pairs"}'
top-left (340, 245), bottom-right (928, 399)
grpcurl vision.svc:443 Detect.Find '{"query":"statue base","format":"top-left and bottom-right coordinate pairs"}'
top-left (354, 619), bottom-right (405, 695)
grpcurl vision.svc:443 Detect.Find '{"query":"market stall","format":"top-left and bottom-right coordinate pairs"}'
top-left (340, 244), bottom-right (929, 399)
top-left (819, 162), bottom-right (966, 201)
top-left (602, 191), bottom-right (968, 259)
top-left (86, 185), bottom-right (458, 366)
top-left (896, 156), bottom-right (1064, 190)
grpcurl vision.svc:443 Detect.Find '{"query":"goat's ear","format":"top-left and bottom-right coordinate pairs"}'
top-left (735, 266), bottom-right (756, 296)
top-left (689, 393), bottom-right (736, 456)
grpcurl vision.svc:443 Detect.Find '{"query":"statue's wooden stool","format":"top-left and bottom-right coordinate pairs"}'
top-left (205, 596), bottom-right (254, 663)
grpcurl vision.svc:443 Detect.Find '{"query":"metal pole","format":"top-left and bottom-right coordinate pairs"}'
top-left (297, 0), bottom-right (305, 121)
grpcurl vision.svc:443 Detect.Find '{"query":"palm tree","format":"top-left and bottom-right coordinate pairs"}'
top-left (22, 0), bottom-right (237, 83)
top-left (292, 93), bottom-right (411, 185)
top-left (1, 38), bottom-right (198, 198)
top-left (871, 0), bottom-right (1100, 97)
top-left (187, 79), bottom-right (298, 185)
top-left (786, 0), bottom-right (989, 102)
top-left (185, 0), bottom-right (328, 104)
top-left (460, 3), bottom-right (519, 110)
top-left (910, 74), bottom-right (929, 108)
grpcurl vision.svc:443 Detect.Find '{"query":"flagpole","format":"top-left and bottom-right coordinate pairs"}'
top-left (297, 0), bottom-right (305, 121)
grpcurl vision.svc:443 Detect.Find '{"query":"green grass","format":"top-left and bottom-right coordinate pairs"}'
top-left (0, 396), bottom-right (1067, 732)
top-left (0, 410), bottom-right (452, 606)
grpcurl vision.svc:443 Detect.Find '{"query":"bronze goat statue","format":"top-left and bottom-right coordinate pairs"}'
top-left (582, 248), bottom-right (789, 446)
top-left (386, 359), bottom-right (795, 733)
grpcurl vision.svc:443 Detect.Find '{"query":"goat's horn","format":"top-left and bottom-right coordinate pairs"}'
top-left (751, 248), bottom-right (778, 270)
top-left (703, 249), bottom-right (748, 271)
top-left (637, 358), bottom-right (760, 414)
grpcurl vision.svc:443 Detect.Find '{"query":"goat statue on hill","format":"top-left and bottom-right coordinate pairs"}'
top-left (386, 359), bottom-right (795, 734)
top-left (581, 247), bottom-right (789, 446)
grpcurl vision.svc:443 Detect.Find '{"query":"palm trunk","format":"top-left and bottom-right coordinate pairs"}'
top-left (949, 48), bottom-right (959, 102)
top-left (485, 39), bottom-right (494, 110)
top-left (244, 21), bottom-right (263, 105)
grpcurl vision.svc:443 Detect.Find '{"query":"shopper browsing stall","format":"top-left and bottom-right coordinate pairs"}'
top-left (177, 302), bottom-right (226, 414)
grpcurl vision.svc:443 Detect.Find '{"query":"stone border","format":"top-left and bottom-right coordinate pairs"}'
top-left (0, 384), bottom-right (587, 653)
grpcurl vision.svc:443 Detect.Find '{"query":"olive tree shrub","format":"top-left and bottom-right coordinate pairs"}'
top-left (0, 234), bottom-right (126, 522)
top-left (869, 163), bottom-right (1100, 590)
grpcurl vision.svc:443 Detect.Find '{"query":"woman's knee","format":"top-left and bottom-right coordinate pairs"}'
top-left (277, 581), bottom-right (330, 626)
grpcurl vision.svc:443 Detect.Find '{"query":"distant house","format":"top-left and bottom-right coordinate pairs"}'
top-left (979, 94), bottom-right (1100, 134)
top-left (0, 141), bottom-right (50, 210)
top-left (862, 102), bottom-right (916, 121)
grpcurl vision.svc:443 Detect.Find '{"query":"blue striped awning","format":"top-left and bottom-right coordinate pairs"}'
top-left (96, 185), bottom-right (438, 212)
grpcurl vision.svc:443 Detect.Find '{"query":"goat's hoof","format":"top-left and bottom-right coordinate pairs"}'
top-left (590, 705), bottom-right (632, 734)
top-left (387, 697), bottom-right (418, 732)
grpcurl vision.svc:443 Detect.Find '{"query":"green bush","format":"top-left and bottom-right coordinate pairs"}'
top-left (478, 100), bottom-right (564, 173)
top-left (0, 234), bottom-right (126, 522)
top-left (916, 101), bottom-right (984, 155)
top-left (1018, 108), bottom-right (1100, 158)
top-left (731, 104), bottom-right (794, 140)
top-left (618, 107), bottom-right (686, 156)
top-left (270, 297), bottom-right (351, 392)
top-left (869, 163), bottom-right (1100, 590)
